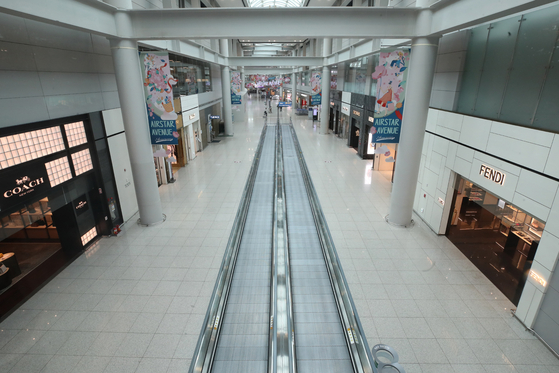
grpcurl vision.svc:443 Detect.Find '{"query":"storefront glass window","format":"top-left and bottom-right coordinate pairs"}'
top-left (344, 57), bottom-right (369, 94)
top-left (447, 176), bottom-right (545, 305)
top-left (169, 54), bottom-right (212, 97)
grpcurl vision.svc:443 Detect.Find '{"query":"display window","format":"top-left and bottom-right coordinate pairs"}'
top-left (447, 176), bottom-right (545, 305)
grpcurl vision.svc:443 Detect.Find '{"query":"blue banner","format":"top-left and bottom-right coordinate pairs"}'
top-left (209, 115), bottom-right (221, 119)
top-left (231, 94), bottom-right (242, 105)
top-left (311, 93), bottom-right (321, 105)
top-left (139, 52), bottom-right (179, 145)
top-left (278, 102), bottom-right (292, 107)
top-left (371, 107), bottom-right (402, 143)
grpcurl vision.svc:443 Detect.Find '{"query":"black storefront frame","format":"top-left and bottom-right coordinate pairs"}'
top-left (0, 113), bottom-right (123, 320)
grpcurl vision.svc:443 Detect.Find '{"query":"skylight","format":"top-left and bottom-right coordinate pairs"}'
top-left (248, 0), bottom-right (304, 7)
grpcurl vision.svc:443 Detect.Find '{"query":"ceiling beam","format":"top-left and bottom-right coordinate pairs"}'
top-left (229, 56), bottom-right (323, 67)
top-left (127, 8), bottom-right (419, 40)
top-left (244, 68), bottom-right (294, 75)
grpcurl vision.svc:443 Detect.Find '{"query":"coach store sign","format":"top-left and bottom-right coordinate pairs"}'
top-left (0, 166), bottom-right (50, 211)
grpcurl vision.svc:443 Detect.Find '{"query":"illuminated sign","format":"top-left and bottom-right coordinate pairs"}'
top-left (341, 105), bottom-right (350, 115)
top-left (209, 115), bottom-right (220, 120)
top-left (189, 114), bottom-right (196, 120)
top-left (529, 270), bottom-right (547, 287)
top-left (4, 176), bottom-right (45, 198)
top-left (353, 110), bottom-right (361, 116)
top-left (438, 197), bottom-right (445, 206)
top-left (479, 164), bottom-right (506, 186)
top-left (368, 116), bottom-right (374, 123)
top-left (330, 101), bottom-right (335, 106)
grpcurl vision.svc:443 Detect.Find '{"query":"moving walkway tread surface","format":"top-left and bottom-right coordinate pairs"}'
top-left (200, 122), bottom-right (364, 373)
top-left (281, 124), bottom-right (353, 373)
top-left (211, 126), bottom-right (276, 373)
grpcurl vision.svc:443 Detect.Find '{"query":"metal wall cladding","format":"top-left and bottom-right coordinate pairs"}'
top-left (351, 93), bottom-right (365, 109)
top-left (364, 95), bottom-right (377, 112)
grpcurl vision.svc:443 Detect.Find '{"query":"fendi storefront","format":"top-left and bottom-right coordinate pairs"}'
top-left (0, 114), bottom-right (122, 319)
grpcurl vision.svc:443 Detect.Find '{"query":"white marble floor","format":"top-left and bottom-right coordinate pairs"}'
top-left (0, 97), bottom-right (557, 373)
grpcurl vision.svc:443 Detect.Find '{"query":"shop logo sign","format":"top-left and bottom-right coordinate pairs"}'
top-left (4, 176), bottom-right (45, 198)
top-left (353, 110), bottom-right (361, 116)
top-left (76, 201), bottom-right (87, 210)
top-left (479, 164), bottom-right (506, 186)
top-left (189, 114), bottom-right (196, 120)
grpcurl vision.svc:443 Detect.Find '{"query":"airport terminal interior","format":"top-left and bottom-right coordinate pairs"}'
top-left (1, 1), bottom-right (559, 373)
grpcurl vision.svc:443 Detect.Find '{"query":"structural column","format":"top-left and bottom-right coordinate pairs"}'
top-left (291, 70), bottom-right (297, 120)
top-left (319, 38), bottom-right (332, 135)
top-left (220, 39), bottom-right (234, 135)
top-left (109, 38), bottom-right (164, 225)
top-left (387, 36), bottom-right (439, 226)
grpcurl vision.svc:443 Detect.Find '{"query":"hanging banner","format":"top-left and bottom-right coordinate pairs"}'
top-left (231, 71), bottom-right (242, 105)
top-left (310, 71), bottom-right (322, 105)
top-left (139, 52), bottom-right (179, 145)
top-left (370, 49), bottom-right (410, 144)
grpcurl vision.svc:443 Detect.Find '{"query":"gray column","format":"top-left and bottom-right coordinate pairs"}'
top-left (291, 70), bottom-right (297, 120)
top-left (220, 39), bottom-right (234, 135)
top-left (387, 37), bottom-right (439, 227)
top-left (109, 39), bottom-right (164, 225)
top-left (319, 38), bottom-right (332, 135)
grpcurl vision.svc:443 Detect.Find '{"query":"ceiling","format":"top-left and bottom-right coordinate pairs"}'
top-left (214, 0), bottom-right (337, 8)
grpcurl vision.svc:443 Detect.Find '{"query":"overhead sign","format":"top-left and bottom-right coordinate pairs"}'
top-left (209, 115), bottom-right (220, 120)
top-left (370, 48), bottom-right (410, 144)
top-left (0, 166), bottom-right (50, 212)
top-left (278, 102), bottom-right (292, 107)
top-left (139, 52), bottom-right (179, 145)
top-left (479, 164), bottom-right (506, 185)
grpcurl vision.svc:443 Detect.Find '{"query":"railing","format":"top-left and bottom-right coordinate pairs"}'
top-left (188, 124), bottom-right (269, 373)
top-left (287, 122), bottom-right (376, 373)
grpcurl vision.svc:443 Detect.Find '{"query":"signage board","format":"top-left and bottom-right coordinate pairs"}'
top-left (278, 102), bottom-right (292, 107)
top-left (352, 110), bottom-right (361, 117)
top-left (341, 105), bottom-right (350, 115)
top-left (0, 166), bottom-right (50, 212)
top-left (139, 52), bottom-right (179, 145)
top-left (209, 115), bottom-right (220, 120)
top-left (479, 164), bottom-right (506, 185)
top-left (370, 48), bottom-right (410, 144)
top-left (73, 194), bottom-right (90, 217)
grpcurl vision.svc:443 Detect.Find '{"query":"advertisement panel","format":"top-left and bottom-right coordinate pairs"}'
top-left (139, 52), bottom-right (179, 145)
top-left (231, 71), bottom-right (242, 105)
top-left (370, 49), bottom-right (410, 144)
top-left (310, 71), bottom-right (322, 105)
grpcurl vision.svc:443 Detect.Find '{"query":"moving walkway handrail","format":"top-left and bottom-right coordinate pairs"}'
top-left (287, 123), bottom-right (376, 373)
top-left (188, 124), bottom-right (269, 373)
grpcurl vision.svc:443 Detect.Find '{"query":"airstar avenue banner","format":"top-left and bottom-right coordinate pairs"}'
top-left (139, 52), bottom-right (179, 145)
top-left (370, 49), bottom-right (410, 144)
top-left (231, 71), bottom-right (242, 105)
top-left (310, 71), bottom-right (322, 105)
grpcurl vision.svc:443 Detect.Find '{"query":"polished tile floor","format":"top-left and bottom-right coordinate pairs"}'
top-left (0, 98), bottom-right (558, 373)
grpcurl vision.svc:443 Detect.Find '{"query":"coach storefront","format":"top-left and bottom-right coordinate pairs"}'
top-left (0, 114), bottom-right (122, 318)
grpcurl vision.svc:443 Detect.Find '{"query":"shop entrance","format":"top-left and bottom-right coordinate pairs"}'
top-left (349, 118), bottom-right (360, 150)
top-left (446, 176), bottom-right (544, 305)
top-left (329, 108), bottom-right (334, 131)
top-left (333, 110), bottom-right (340, 134)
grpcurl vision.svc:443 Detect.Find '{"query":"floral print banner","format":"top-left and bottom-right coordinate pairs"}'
top-left (231, 71), bottom-right (242, 105)
top-left (370, 49), bottom-right (410, 144)
top-left (310, 71), bottom-right (322, 105)
top-left (139, 52), bottom-right (179, 145)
